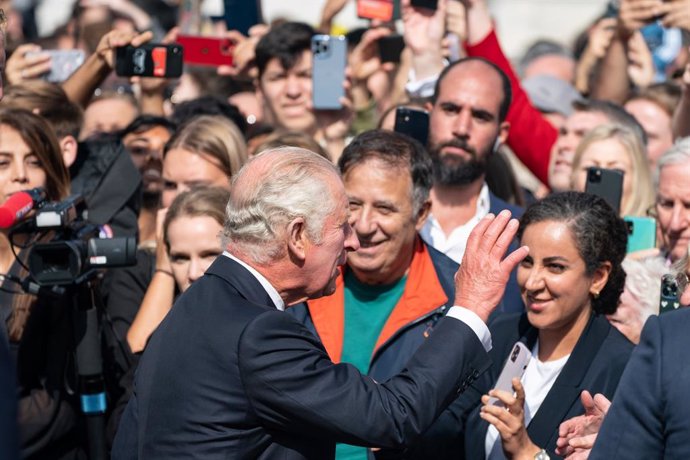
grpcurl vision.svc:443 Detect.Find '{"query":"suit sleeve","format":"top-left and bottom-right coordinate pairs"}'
top-left (589, 315), bottom-right (665, 459)
top-left (238, 311), bottom-right (490, 449)
top-left (466, 30), bottom-right (557, 185)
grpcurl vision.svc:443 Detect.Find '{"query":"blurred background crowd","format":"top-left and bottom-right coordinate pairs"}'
top-left (0, 0), bottom-right (689, 458)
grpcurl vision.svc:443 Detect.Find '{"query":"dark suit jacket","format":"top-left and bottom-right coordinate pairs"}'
top-left (489, 193), bottom-right (524, 314)
top-left (112, 256), bottom-right (490, 459)
top-left (464, 313), bottom-right (633, 459)
top-left (591, 309), bottom-right (690, 459)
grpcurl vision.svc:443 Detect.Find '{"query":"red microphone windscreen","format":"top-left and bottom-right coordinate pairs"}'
top-left (0, 192), bottom-right (34, 228)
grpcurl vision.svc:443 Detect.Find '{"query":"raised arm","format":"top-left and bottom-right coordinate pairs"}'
top-left (464, 0), bottom-right (557, 185)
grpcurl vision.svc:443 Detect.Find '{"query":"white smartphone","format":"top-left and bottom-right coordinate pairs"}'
top-left (489, 342), bottom-right (531, 407)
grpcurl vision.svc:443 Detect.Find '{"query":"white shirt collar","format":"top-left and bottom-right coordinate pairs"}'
top-left (223, 251), bottom-right (285, 311)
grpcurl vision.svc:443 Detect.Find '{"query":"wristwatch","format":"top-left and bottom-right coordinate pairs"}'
top-left (534, 449), bottom-right (550, 460)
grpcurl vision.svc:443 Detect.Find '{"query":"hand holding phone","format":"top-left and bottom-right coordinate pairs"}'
top-left (489, 342), bottom-right (531, 407)
top-left (24, 50), bottom-right (85, 83)
top-left (115, 43), bottom-right (183, 78)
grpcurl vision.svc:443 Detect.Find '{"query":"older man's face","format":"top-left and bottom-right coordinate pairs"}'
top-left (656, 161), bottom-right (690, 262)
top-left (343, 158), bottom-right (427, 286)
top-left (301, 176), bottom-right (360, 299)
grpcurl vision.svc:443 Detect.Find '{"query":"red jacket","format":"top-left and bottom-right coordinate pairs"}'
top-left (466, 30), bottom-right (557, 185)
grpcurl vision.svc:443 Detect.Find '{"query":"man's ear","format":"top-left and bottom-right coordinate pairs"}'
top-left (59, 135), bottom-right (79, 168)
top-left (414, 200), bottom-right (431, 231)
top-left (286, 217), bottom-right (309, 264)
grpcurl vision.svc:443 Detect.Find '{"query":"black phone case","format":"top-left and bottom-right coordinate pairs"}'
top-left (115, 43), bottom-right (183, 78)
top-left (584, 167), bottom-right (624, 214)
top-left (378, 35), bottom-right (405, 64)
top-left (394, 107), bottom-right (429, 147)
top-left (410, 0), bottom-right (437, 10)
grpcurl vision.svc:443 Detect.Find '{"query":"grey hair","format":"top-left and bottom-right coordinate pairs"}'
top-left (654, 137), bottom-right (690, 187)
top-left (622, 256), bottom-right (673, 324)
top-left (222, 146), bottom-right (340, 264)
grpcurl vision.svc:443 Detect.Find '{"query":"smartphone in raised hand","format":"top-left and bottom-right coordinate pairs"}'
top-left (311, 35), bottom-right (348, 110)
top-left (489, 342), bottom-right (531, 407)
top-left (115, 43), bottom-right (184, 78)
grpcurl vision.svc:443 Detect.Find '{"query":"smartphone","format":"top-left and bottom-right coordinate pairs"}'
top-left (357, 0), bottom-right (394, 21)
top-left (584, 167), bottom-right (624, 215)
top-left (312, 35), bottom-right (348, 110)
top-left (489, 342), bottom-right (531, 407)
top-left (394, 107), bottom-right (429, 147)
top-left (624, 216), bottom-right (657, 253)
top-left (378, 34), bottom-right (405, 64)
top-left (176, 35), bottom-right (234, 67)
top-left (410, 0), bottom-right (438, 10)
top-left (26, 49), bottom-right (85, 83)
top-left (115, 43), bottom-right (183, 78)
top-left (660, 274), bottom-right (682, 314)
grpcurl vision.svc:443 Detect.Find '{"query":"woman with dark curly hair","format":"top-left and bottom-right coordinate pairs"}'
top-left (463, 192), bottom-right (634, 460)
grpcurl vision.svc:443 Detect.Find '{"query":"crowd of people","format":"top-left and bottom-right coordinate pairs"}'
top-left (0, 0), bottom-right (689, 458)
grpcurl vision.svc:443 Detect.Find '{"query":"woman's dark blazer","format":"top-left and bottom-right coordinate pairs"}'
top-left (463, 312), bottom-right (634, 459)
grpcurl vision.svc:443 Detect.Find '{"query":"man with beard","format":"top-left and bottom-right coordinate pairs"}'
top-left (423, 57), bottom-right (524, 312)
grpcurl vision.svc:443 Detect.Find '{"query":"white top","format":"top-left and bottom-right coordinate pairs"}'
top-left (485, 342), bottom-right (570, 460)
top-left (421, 183), bottom-right (491, 264)
top-left (222, 252), bottom-right (492, 351)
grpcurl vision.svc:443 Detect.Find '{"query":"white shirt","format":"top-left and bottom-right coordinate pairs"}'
top-left (485, 341), bottom-right (570, 460)
top-left (221, 252), bottom-right (492, 351)
top-left (223, 252), bottom-right (285, 311)
top-left (421, 183), bottom-right (491, 264)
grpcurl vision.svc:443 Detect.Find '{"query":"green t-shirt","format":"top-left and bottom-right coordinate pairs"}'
top-left (336, 271), bottom-right (408, 460)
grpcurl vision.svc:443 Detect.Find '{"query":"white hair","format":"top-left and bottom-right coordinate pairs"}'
top-left (622, 256), bottom-right (672, 323)
top-left (222, 147), bottom-right (340, 264)
top-left (654, 136), bottom-right (690, 187)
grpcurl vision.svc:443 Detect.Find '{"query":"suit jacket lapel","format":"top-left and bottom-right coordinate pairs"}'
top-left (206, 256), bottom-right (277, 309)
top-left (527, 314), bottom-right (609, 448)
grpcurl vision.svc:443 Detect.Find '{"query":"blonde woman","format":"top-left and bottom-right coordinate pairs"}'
top-left (570, 123), bottom-right (654, 217)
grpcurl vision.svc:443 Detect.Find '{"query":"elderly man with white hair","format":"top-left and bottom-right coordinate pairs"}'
top-left (112, 147), bottom-right (528, 459)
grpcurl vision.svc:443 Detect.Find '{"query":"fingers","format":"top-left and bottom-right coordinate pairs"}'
top-left (580, 390), bottom-right (595, 412)
top-left (500, 245), bottom-right (529, 275)
top-left (464, 212), bottom-right (496, 256)
top-left (489, 217), bottom-right (519, 261)
top-left (569, 433), bottom-right (597, 450)
top-left (479, 210), bottom-right (513, 254)
top-left (162, 26), bottom-right (179, 44)
top-left (131, 30), bottom-right (154, 47)
top-left (593, 393), bottom-right (612, 413)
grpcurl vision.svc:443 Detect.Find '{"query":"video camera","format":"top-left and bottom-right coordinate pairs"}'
top-left (7, 191), bottom-right (137, 287)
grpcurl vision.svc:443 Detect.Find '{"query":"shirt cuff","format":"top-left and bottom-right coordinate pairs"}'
top-left (446, 306), bottom-right (492, 352)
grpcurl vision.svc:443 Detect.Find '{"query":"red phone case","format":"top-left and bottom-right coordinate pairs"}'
top-left (176, 35), bottom-right (234, 67)
top-left (357, 0), bottom-right (394, 21)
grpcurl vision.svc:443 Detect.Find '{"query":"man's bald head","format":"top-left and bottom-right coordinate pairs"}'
top-left (432, 57), bottom-right (513, 123)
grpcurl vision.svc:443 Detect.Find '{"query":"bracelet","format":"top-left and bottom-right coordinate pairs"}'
top-left (155, 268), bottom-right (174, 277)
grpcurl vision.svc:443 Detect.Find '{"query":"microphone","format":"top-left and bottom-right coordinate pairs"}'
top-left (0, 188), bottom-right (46, 229)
